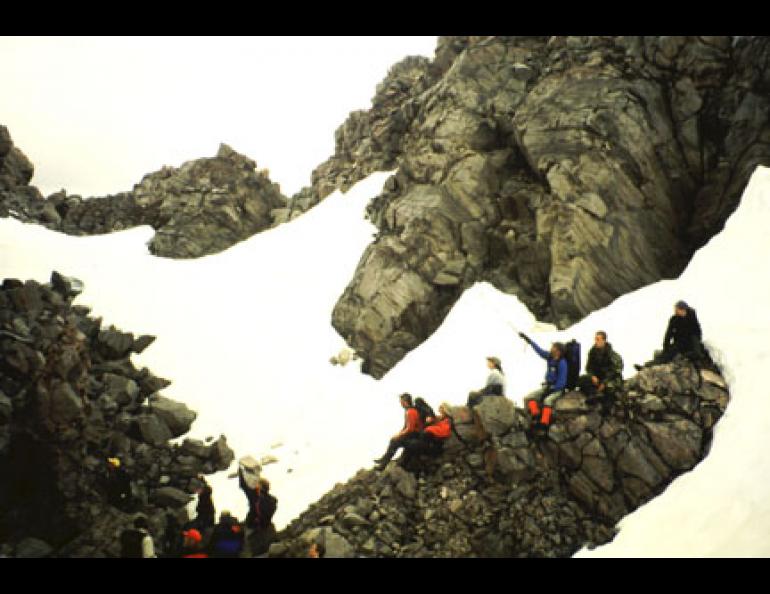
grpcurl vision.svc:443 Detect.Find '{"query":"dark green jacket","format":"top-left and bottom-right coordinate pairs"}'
top-left (585, 343), bottom-right (623, 390)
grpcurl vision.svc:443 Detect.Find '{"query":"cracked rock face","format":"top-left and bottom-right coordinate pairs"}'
top-left (0, 274), bottom-right (233, 557)
top-left (313, 36), bottom-right (770, 378)
top-left (3, 37), bottom-right (769, 377)
top-left (0, 141), bottom-right (287, 259)
top-left (271, 357), bottom-right (729, 558)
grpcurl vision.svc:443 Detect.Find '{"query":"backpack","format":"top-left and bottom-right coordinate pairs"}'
top-left (258, 493), bottom-right (277, 528)
top-left (413, 398), bottom-right (436, 425)
top-left (563, 339), bottom-right (581, 390)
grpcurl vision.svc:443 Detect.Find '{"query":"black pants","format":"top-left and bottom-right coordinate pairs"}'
top-left (379, 433), bottom-right (422, 464)
top-left (653, 337), bottom-right (706, 366)
top-left (400, 434), bottom-right (444, 470)
top-left (577, 375), bottom-right (615, 414)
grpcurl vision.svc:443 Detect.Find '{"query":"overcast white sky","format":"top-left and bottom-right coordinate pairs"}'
top-left (0, 36), bottom-right (437, 198)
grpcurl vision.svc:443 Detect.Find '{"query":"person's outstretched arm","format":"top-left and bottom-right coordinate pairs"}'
top-left (520, 333), bottom-right (548, 359)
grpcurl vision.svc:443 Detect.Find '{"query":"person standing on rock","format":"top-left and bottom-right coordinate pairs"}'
top-left (120, 515), bottom-right (156, 558)
top-left (191, 474), bottom-right (216, 537)
top-left (519, 334), bottom-right (567, 432)
top-left (160, 512), bottom-right (184, 558)
top-left (374, 393), bottom-right (424, 470)
top-left (578, 331), bottom-right (624, 416)
top-left (243, 478), bottom-right (278, 557)
top-left (466, 357), bottom-right (506, 407)
top-left (105, 457), bottom-right (133, 511)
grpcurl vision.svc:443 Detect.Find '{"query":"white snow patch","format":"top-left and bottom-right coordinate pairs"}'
top-left (3, 163), bottom-right (770, 556)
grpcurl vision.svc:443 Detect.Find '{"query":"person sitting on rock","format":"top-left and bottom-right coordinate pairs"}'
top-left (180, 528), bottom-right (208, 558)
top-left (120, 515), bottom-right (156, 558)
top-left (374, 393), bottom-right (424, 470)
top-left (519, 333), bottom-right (567, 433)
top-left (638, 300), bottom-right (705, 369)
top-left (403, 402), bottom-right (455, 466)
top-left (578, 331), bottom-right (624, 416)
top-left (466, 357), bottom-right (506, 407)
top-left (208, 511), bottom-right (244, 558)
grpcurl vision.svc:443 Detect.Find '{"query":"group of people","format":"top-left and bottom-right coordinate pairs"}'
top-left (373, 394), bottom-right (456, 471)
top-left (116, 466), bottom-right (278, 558)
top-left (519, 329), bottom-right (624, 434)
top-left (376, 300), bottom-right (707, 465)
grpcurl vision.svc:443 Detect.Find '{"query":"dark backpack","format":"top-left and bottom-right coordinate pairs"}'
top-left (258, 493), bottom-right (277, 528)
top-left (413, 398), bottom-right (436, 425)
top-left (563, 339), bottom-right (581, 390)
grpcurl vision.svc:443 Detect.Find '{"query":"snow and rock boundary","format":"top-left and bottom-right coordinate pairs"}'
top-left (0, 273), bottom-right (234, 557)
top-left (271, 358), bottom-right (728, 558)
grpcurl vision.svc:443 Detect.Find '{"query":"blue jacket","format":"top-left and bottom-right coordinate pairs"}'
top-left (529, 340), bottom-right (568, 391)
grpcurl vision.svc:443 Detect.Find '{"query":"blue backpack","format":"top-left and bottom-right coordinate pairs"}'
top-left (564, 340), bottom-right (581, 390)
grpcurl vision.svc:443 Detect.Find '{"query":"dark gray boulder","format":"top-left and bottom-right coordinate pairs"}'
top-left (149, 395), bottom-right (197, 437)
top-left (136, 413), bottom-right (173, 446)
top-left (152, 486), bottom-right (192, 508)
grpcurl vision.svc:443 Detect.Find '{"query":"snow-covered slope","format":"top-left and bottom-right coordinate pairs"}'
top-left (2, 166), bottom-right (770, 555)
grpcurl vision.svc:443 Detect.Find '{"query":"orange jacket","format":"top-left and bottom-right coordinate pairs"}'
top-left (404, 408), bottom-right (423, 433)
top-left (424, 417), bottom-right (451, 439)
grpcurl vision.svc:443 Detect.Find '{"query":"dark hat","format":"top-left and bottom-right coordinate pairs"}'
top-left (675, 300), bottom-right (689, 310)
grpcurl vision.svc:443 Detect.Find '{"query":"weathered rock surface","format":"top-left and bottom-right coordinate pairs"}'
top-left (272, 357), bottom-right (729, 557)
top-left (314, 36), bottom-right (770, 377)
top-left (0, 142), bottom-right (287, 259)
top-left (0, 273), bottom-right (234, 557)
top-left (3, 37), bottom-right (769, 378)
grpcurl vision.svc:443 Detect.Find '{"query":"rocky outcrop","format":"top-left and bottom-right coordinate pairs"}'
top-left (4, 37), bottom-right (770, 377)
top-left (313, 36), bottom-right (770, 377)
top-left (270, 357), bottom-right (729, 557)
top-left (0, 274), bottom-right (234, 557)
top-left (0, 125), bottom-right (34, 191)
top-left (0, 141), bottom-right (287, 259)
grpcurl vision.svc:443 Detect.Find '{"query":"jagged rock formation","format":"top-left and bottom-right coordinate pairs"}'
top-left (317, 36), bottom-right (770, 377)
top-left (0, 273), bottom-right (234, 557)
top-left (3, 37), bottom-right (770, 377)
top-left (270, 358), bottom-right (729, 557)
top-left (0, 138), bottom-right (287, 259)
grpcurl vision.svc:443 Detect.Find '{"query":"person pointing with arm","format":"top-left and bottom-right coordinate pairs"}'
top-left (519, 332), bottom-right (567, 434)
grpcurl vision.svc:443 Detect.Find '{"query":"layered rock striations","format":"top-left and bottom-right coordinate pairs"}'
top-left (270, 358), bottom-right (729, 557)
top-left (316, 36), bottom-right (770, 377)
top-left (0, 273), bottom-right (234, 557)
top-left (3, 37), bottom-right (770, 377)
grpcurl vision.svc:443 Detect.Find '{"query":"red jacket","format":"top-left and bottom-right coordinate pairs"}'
top-left (404, 407), bottom-right (423, 433)
top-left (424, 417), bottom-right (451, 439)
